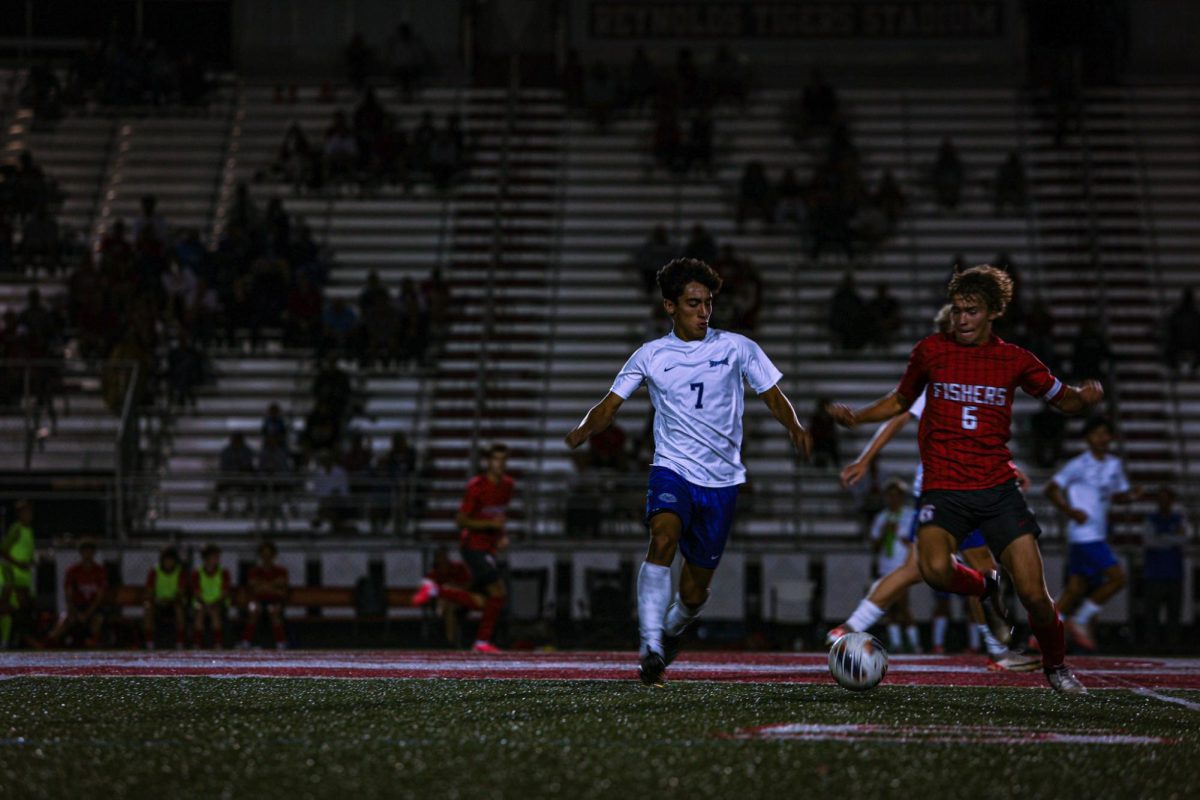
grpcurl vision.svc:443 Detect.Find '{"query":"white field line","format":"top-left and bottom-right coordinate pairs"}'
top-left (1130, 687), bottom-right (1200, 711)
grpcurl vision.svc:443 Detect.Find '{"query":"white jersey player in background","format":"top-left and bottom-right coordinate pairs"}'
top-left (566, 257), bottom-right (812, 685)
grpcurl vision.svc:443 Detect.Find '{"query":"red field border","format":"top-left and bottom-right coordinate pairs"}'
top-left (2, 651), bottom-right (1199, 690)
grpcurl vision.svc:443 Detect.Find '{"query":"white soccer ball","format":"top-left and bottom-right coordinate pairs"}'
top-left (828, 631), bottom-right (888, 691)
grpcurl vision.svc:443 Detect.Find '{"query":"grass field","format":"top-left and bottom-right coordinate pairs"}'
top-left (1, 653), bottom-right (1197, 799)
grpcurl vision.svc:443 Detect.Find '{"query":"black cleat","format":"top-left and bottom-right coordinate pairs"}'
top-left (638, 651), bottom-right (666, 686)
top-left (662, 633), bottom-right (681, 668)
top-left (982, 570), bottom-right (1013, 646)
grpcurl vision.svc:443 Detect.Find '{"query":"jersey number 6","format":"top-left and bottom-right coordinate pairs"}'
top-left (961, 405), bottom-right (978, 430)
top-left (690, 382), bottom-right (705, 409)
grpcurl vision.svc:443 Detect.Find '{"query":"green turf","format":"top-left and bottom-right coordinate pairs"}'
top-left (1, 679), bottom-right (1196, 799)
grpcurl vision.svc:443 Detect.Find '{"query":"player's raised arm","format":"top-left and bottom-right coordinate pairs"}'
top-left (757, 384), bottom-right (812, 458)
top-left (840, 411), bottom-right (912, 488)
top-left (1048, 379), bottom-right (1105, 415)
top-left (565, 391), bottom-right (625, 449)
top-left (826, 390), bottom-right (910, 430)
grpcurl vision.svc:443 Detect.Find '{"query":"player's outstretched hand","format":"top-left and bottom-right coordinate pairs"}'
top-left (825, 402), bottom-right (857, 428)
top-left (1014, 466), bottom-right (1031, 491)
top-left (564, 427), bottom-right (587, 449)
top-left (1078, 379), bottom-right (1105, 407)
top-left (1068, 508), bottom-right (1089, 524)
top-left (790, 425), bottom-right (812, 459)
top-left (840, 459), bottom-right (868, 489)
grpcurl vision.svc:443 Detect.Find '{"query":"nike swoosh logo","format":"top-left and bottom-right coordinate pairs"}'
top-left (664, 365), bottom-right (680, 372)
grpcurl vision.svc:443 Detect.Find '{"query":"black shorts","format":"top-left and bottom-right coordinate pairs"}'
top-left (916, 479), bottom-right (1042, 556)
top-left (460, 547), bottom-right (501, 589)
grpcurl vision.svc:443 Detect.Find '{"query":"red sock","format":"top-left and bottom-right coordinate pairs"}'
top-left (439, 587), bottom-right (483, 610)
top-left (944, 563), bottom-right (987, 597)
top-left (1029, 614), bottom-right (1066, 670)
top-left (271, 620), bottom-right (286, 645)
top-left (241, 620), bottom-right (257, 644)
top-left (476, 596), bottom-right (505, 643)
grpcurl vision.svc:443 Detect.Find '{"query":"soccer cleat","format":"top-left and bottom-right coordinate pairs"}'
top-left (411, 579), bottom-right (438, 607)
top-left (989, 649), bottom-right (1042, 672)
top-left (1026, 634), bottom-right (1040, 652)
top-left (1045, 665), bottom-right (1088, 694)
top-left (638, 651), bottom-right (666, 686)
top-left (981, 570), bottom-right (1013, 646)
top-left (471, 640), bottom-right (502, 654)
top-left (1066, 619), bottom-right (1097, 651)
top-left (824, 625), bottom-right (849, 648)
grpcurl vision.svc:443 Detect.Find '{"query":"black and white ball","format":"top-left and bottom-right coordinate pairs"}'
top-left (828, 631), bottom-right (889, 691)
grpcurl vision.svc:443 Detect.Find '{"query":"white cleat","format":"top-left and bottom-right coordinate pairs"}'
top-left (1045, 666), bottom-right (1088, 694)
top-left (989, 649), bottom-right (1042, 672)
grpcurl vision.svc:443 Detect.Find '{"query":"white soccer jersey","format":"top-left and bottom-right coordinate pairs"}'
top-left (1051, 450), bottom-right (1130, 543)
top-left (908, 393), bottom-right (927, 496)
top-left (610, 327), bottom-right (783, 487)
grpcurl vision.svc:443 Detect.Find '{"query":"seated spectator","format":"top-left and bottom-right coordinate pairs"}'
top-left (796, 68), bottom-right (838, 139)
top-left (865, 284), bottom-right (902, 349)
top-left (682, 222), bottom-right (718, 265)
top-left (931, 137), bottom-right (964, 211)
top-left (20, 207), bottom-right (60, 273)
top-left (209, 432), bottom-right (256, 516)
top-left (284, 272), bottom-right (323, 349)
top-left (372, 431), bottom-right (416, 534)
top-left (143, 547), bottom-right (187, 650)
top-left (993, 151), bottom-right (1028, 215)
top-left (133, 194), bottom-right (169, 247)
top-left (1143, 487), bottom-right (1190, 651)
top-left (385, 23), bottom-right (431, 101)
top-left (240, 541), bottom-right (288, 649)
top-left (166, 333), bottom-right (204, 412)
top-left (1070, 317), bottom-right (1112, 382)
top-left (256, 432), bottom-right (296, 528)
top-left (736, 161), bottom-right (774, 232)
top-left (191, 544), bottom-right (232, 649)
top-left (271, 122), bottom-right (316, 190)
top-left (261, 402), bottom-right (289, 447)
top-left (809, 398), bottom-right (839, 469)
top-left (1165, 288), bottom-right (1200, 377)
top-left (44, 539), bottom-right (107, 647)
top-left (631, 225), bottom-right (676, 296)
top-left (320, 298), bottom-right (359, 358)
top-left (829, 272), bottom-right (865, 352)
top-left (161, 259), bottom-right (198, 326)
top-left (312, 450), bottom-right (351, 531)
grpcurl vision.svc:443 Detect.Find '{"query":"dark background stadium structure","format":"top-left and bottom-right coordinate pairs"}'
top-left (0, 0), bottom-right (1196, 656)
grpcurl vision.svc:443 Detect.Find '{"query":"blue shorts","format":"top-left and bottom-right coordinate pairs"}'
top-left (645, 466), bottom-right (739, 568)
top-left (1068, 541), bottom-right (1119, 588)
top-left (905, 504), bottom-right (986, 550)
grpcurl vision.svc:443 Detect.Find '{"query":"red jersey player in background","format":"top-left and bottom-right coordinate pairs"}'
top-left (827, 265), bottom-right (1103, 693)
top-left (454, 442), bottom-right (514, 653)
top-left (240, 541), bottom-right (289, 649)
top-left (45, 539), bottom-right (108, 647)
top-left (411, 545), bottom-right (480, 646)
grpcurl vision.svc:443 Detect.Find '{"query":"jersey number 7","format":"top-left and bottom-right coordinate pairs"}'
top-left (690, 382), bottom-right (705, 409)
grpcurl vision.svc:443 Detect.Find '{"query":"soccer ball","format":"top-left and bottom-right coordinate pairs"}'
top-left (828, 632), bottom-right (888, 691)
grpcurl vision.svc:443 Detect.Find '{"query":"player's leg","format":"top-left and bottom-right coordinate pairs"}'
top-left (473, 578), bottom-right (507, 652)
top-left (85, 609), bottom-right (103, 647)
top-left (1056, 573), bottom-right (1088, 619)
top-left (46, 608), bottom-right (77, 644)
top-left (266, 603), bottom-right (286, 649)
top-left (958, 539), bottom-right (1033, 668)
top-left (193, 603), bottom-right (206, 648)
top-left (638, 467), bottom-right (693, 671)
top-left (829, 520), bottom-right (925, 645)
top-left (930, 593), bottom-right (950, 654)
top-left (208, 605), bottom-right (224, 649)
top-left (240, 601), bottom-right (259, 647)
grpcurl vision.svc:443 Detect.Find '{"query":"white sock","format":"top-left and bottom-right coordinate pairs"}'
top-left (846, 599), bottom-right (886, 632)
top-left (967, 622), bottom-right (981, 651)
top-left (663, 593), bottom-right (704, 637)
top-left (1073, 599), bottom-right (1102, 625)
top-left (978, 624), bottom-right (1007, 657)
top-left (637, 562), bottom-right (672, 656)
top-left (932, 617), bottom-right (948, 648)
top-left (887, 624), bottom-right (902, 649)
top-left (905, 625), bottom-right (922, 651)
top-left (419, 578), bottom-right (439, 598)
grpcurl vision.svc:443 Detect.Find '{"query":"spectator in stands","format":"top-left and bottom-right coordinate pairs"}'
top-left (320, 297), bottom-right (359, 358)
top-left (420, 267), bottom-right (451, 367)
top-left (809, 397), bottom-right (840, 469)
top-left (1070, 317), bottom-right (1112, 382)
top-left (161, 258), bottom-right (198, 328)
top-left (1165, 288), bottom-right (1200, 377)
top-left (209, 432), bottom-right (256, 516)
top-left (792, 69), bottom-right (838, 141)
top-left (256, 432), bottom-right (295, 529)
top-left (191, 544), bottom-right (231, 649)
top-left (240, 541), bottom-right (288, 649)
top-left (736, 161), bottom-right (774, 233)
top-left (270, 122), bottom-right (316, 191)
top-left (372, 431), bottom-right (416, 534)
top-left (345, 33), bottom-right (372, 89)
top-left (313, 356), bottom-right (353, 422)
top-left (829, 272), bottom-right (865, 352)
top-left (143, 546), bottom-right (187, 650)
top-left (301, 400), bottom-right (341, 465)
top-left (133, 194), bottom-right (169, 246)
top-left (1143, 487), bottom-right (1189, 652)
top-left (312, 450), bottom-right (351, 532)
top-left (283, 271), bottom-right (323, 349)
top-left (20, 207), bottom-right (60, 274)
top-left (993, 151), bottom-right (1028, 215)
top-left (682, 223), bottom-right (718, 265)
top-left (930, 137), bottom-right (964, 211)
top-left (385, 23), bottom-right (431, 101)
top-left (713, 245), bottom-right (762, 334)
top-left (261, 403), bottom-right (288, 448)
top-left (871, 169), bottom-right (906, 231)
top-left (630, 225), bottom-right (676, 296)
top-left (223, 277), bottom-right (260, 352)
top-left (343, 431), bottom-right (374, 517)
top-left (44, 539), bottom-right (107, 648)
top-left (324, 111), bottom-right (359, 185)
top-left (166, 332), bottom-right (204, 412)
top-left (865, 284), bottom-right (902, 350)
top-left (186, 276), bottom-right (221, 348)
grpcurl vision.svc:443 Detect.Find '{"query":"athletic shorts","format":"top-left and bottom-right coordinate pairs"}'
top-left (460, 547), bottom-right (501, 589)
top-left (1067, 541), bottom-right (1119, 588)
top-left (904, 501), bottom-right (986, 550)
top-left (916, 479), bottom-right (1042, 556)
top-left (645, 466), bottom-right (739, 568)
